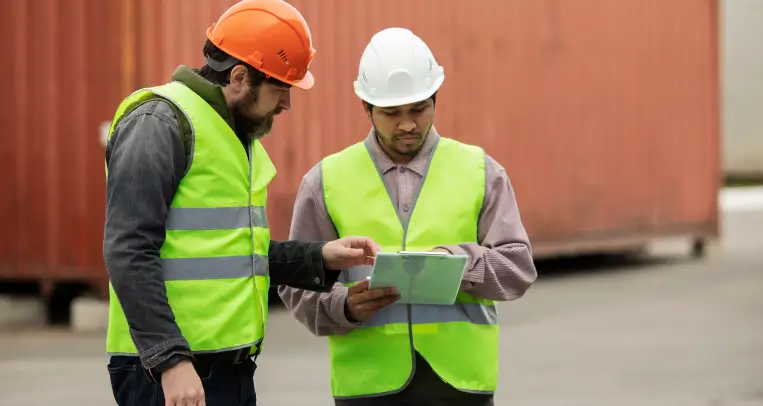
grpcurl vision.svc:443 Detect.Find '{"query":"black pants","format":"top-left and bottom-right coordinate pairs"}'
top-left (108, 354), bottom-right (257, 406)
top-left (334, 352), bottom-right (494, 406)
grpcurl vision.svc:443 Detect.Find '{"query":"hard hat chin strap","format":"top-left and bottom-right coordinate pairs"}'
top-left (206, 55), bottom-right (242, 72)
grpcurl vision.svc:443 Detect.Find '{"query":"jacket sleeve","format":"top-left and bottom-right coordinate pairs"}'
top-left (436, 155), bottom-right (538, 301)
top-left (103, 101), bottom-right (193, 373)
top-left (277, 164), bottom-right (362, 336)
top-left (268, 239), bottom-right (344, 291)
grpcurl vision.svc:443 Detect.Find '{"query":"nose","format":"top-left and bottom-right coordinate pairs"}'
top-left (279, 89), bottom-right (292, 111)
top-left (398, 118), bottom-right (416, 133)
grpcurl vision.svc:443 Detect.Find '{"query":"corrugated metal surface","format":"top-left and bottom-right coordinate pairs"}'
top-left (0, 0), bottom-right (132, 286)
top-left (270, 0), bottom-right (719, 247)
top-left (125, 0), bottom-right (720, 245)
top-left (0, 0), bottom-right (719, 287)
top-left (721, 0), bottom-right (763, 178)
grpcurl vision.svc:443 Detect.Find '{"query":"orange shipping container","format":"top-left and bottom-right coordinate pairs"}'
top-left (1, 0), bottom-right (720, 292)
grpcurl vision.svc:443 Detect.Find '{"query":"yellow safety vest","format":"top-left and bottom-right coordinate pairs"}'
top-left (321, 136), bottom-right (499, 399)
top-left (104, 81), bottom-right (275, 357)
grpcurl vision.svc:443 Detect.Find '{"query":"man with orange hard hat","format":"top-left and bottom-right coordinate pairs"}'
top-left (103, 1), bottom-right (381, 405)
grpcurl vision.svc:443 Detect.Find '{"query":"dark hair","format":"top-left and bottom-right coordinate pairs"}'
top-left (199, 40), bottom-right (289, 88)
top-left (364, 92), bottom-right (437, 112)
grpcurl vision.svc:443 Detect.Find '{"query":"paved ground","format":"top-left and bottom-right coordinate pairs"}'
top-left (0, 207), bottom-right (761, 405)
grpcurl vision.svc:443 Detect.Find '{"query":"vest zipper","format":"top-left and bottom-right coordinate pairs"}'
top-left (363, 136), bottom-right (441, 391)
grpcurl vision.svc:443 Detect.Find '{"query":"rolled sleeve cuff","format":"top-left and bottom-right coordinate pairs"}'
top-left (139, 338), bottom-right (192, 370)
top-left (305, 241), bottom-right (335, 291)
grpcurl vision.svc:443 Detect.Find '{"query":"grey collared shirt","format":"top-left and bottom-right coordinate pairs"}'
top-left (278, 127), bottom-right (538, 336)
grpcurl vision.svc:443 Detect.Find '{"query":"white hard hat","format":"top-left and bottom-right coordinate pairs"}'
top-left (353, 27), bottom-right (445, 107)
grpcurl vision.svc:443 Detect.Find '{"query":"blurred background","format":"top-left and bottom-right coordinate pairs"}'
top-left (0, 0), bottom-right (761, 405)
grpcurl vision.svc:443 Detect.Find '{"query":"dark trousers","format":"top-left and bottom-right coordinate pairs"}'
top-left (334, 352), bottom-right (494, 406)
top-left (108, 354), bottom-right (257, 406)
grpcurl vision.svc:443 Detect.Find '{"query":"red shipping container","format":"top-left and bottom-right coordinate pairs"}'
top-left (0, 0), bottom-right (130, 290)
top-left (0, 0), bottom-right (720, 292)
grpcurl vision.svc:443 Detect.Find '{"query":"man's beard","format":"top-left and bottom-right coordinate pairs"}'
top-left (231, 89), bottom-right (284, 142)
top-left (374, 127), bottom-right (428, 157)
top-left (232, 105), bottom-right (275, 142)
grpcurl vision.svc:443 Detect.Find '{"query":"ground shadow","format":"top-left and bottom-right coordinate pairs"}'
top-left (534, 252), bottom-right (689, 280)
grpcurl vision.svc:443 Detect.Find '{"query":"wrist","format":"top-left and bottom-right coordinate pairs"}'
top-left (331, 287), bottom-right (362, 327)
top-left (150, 353), bottom-right (192, 379)
top-left (344, 295), bottom-right (358, 323)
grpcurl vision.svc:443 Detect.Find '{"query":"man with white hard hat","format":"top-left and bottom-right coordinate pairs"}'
top-left (279, 27), bottom-right (537, 406)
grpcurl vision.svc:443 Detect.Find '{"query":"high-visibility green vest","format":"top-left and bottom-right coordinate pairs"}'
top-left (321, 136), bottom-right (499, 399)
top-left (104, 81), bottom-right (275, 357)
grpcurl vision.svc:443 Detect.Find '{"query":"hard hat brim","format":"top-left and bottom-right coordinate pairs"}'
top-left (353, 75), bottom-right (444, 107)
top-left (290, 70), bottom-right (315, 90)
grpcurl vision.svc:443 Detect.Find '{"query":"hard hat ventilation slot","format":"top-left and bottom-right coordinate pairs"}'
top-left (362, 71), bottom-right (368, 83)
top-left (428, 59), bottom-right (433, 72)
top-left (277, 49), bottom-right (289, 65)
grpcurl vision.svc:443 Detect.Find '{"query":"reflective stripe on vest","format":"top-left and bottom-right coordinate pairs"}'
top-left (160, 255), bottom-right (268, 280)
top-left (162, 205), bottom-right (269, 279)
top-left (105, 81), bottom-right (276, 357)
top-left (165, 206), bottom-right (268, 230)
top-left (322, 135), bottom-right (499, 399)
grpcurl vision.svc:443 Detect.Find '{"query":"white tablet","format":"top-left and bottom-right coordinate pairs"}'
top-left (368, 251), bottom-right (468, 305)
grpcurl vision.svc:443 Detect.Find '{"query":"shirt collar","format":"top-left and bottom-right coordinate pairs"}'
top-left (364, 126), bottom-right (440, 176)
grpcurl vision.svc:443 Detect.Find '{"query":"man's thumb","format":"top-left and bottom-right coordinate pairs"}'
top-left (348, 279), bottom-right (370, 293)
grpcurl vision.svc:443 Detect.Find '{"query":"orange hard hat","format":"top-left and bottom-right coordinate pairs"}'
top-left (206, 0), bottom-right (316, 90)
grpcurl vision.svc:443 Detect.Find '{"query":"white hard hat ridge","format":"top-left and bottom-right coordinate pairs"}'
top-left (353, 27), bottom-right (445, 107)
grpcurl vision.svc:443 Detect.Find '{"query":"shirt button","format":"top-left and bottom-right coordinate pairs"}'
top-left (403, 205), bottom-right (410, 212)
top-left (398, 166), bottom-right (406, 173)
top-left (313, 277), bottom-right (321, 284)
